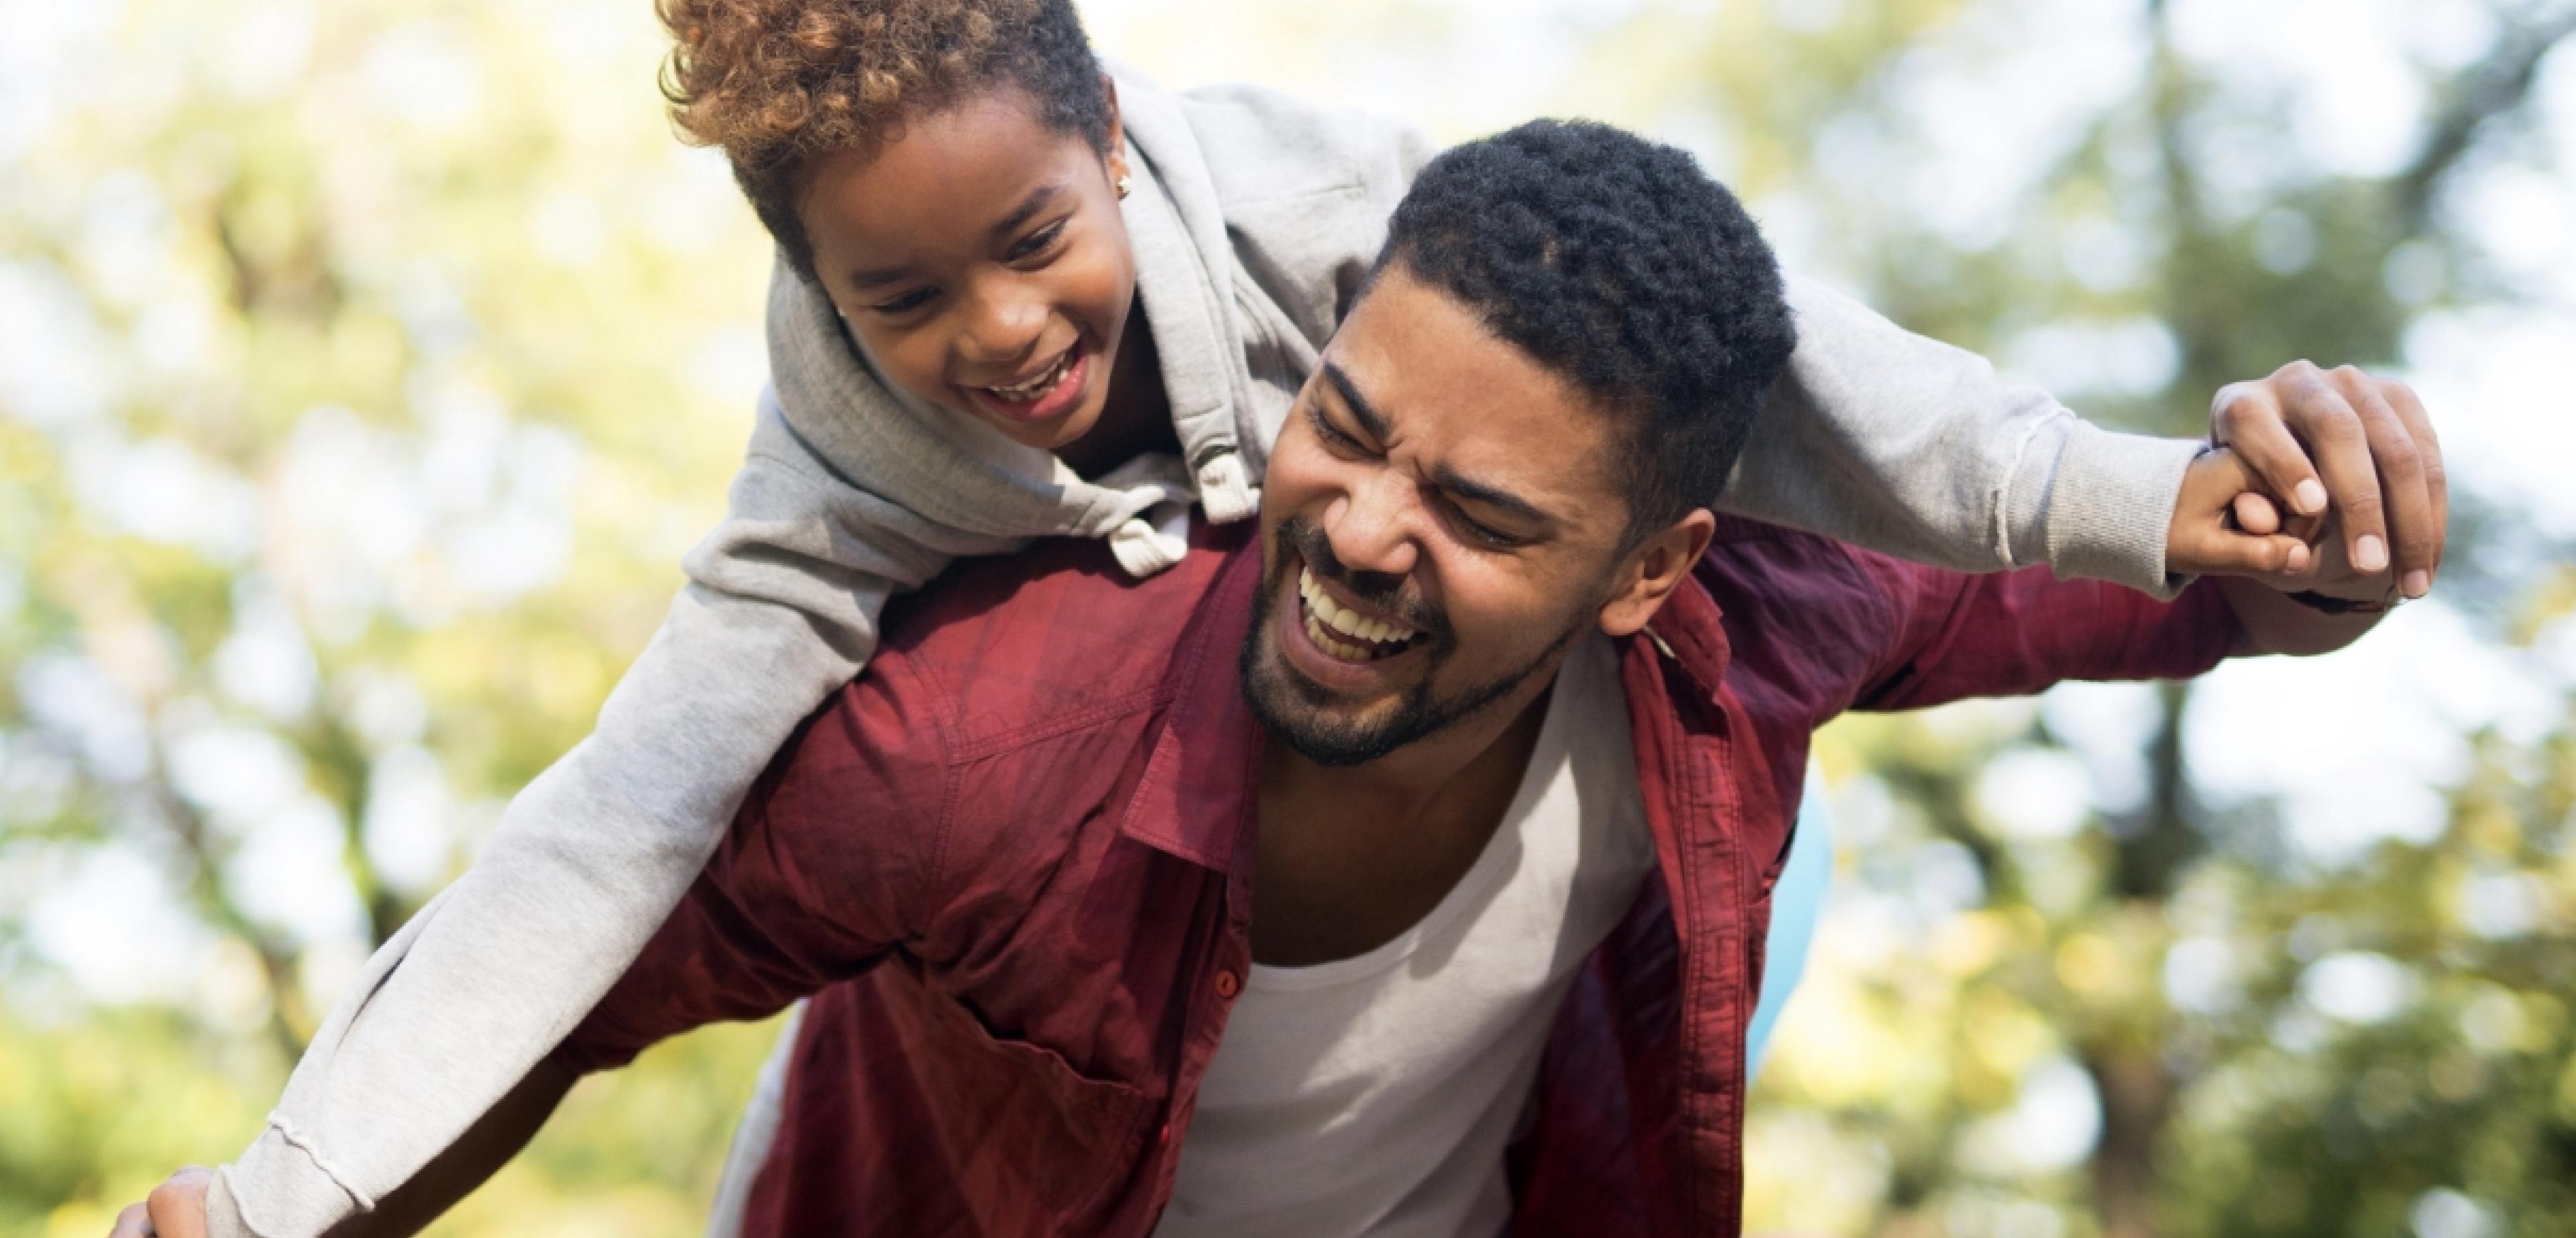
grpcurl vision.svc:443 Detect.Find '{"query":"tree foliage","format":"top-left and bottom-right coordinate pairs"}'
top-left (1, 1), bottom-right (2570, 1235)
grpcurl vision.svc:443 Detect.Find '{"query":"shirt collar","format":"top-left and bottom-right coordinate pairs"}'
top-left (1643, 567), bottom-right (1732, 709)
top-left (1115, 528), bottom-right (1267, 874)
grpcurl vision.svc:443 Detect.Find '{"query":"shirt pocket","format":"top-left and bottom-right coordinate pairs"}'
top-left (922, 992), bottom-right (1155, 1234)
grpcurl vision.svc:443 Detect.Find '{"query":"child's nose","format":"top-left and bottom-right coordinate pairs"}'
top-left (957, 287), bottom-right (1049, 366)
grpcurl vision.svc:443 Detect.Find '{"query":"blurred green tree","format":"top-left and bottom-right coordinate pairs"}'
top-left (4, 1), bottom-right (2571, 1235)
top-left (1589, 0), bottom-right (2576, 1233)
top-left (0, 0), bottom-right (782, 1231)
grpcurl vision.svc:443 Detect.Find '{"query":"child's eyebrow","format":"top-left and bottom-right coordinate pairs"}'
top-left (991, 181), bottom-right (1070, 240)
top-left (845, 182), bottom-right (1075, 288)
top-left (849, 264), bottom-right (917, 288)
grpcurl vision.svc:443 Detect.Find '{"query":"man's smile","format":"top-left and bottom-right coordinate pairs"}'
top-left (1279, 553), bottom-right (1435, 691)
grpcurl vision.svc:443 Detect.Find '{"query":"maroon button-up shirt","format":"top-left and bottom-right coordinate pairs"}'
top-left (557, 515), bottom-right (2239, 1237)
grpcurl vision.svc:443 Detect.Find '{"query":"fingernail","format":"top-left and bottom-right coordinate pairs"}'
top-left (2295, 480), bottom-right (2328, 514)
top-left (2403, 569), bottom-right (2430, 598)
top-left (2356, 535), bottom-right (2388, 573)
top-left (2288, 543), bottom-right (2310, 572)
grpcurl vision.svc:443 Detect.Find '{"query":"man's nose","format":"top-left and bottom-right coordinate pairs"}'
top-left (1326, 475), bottom-right (1421, 580)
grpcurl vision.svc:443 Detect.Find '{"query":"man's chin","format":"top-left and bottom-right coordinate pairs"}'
top-left (1240, 640), bottom-right (1419, 767)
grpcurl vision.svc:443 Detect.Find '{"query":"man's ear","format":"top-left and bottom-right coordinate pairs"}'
top-left (1099, 74), bottom-right (1129, 185)
top-left (1597, 509), bottom-right (1716, 638)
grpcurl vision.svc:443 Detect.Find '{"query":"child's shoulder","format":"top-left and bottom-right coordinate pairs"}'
top-left (1122, 68), bottom-right (1429, 207)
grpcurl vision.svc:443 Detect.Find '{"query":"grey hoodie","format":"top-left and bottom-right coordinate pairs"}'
top-left (203, 70), bottom-right (2196, 1237)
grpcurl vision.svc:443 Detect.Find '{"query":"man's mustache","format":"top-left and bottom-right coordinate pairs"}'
top-left (1280, 517), bottom-right (1447, 639)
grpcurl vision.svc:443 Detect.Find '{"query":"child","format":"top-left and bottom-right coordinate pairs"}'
top-left (191, 1), bottom-right (2342, 1233)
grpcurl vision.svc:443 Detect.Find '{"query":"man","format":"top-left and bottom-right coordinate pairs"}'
top-left (123, 119), bottom-right (2423, 1238)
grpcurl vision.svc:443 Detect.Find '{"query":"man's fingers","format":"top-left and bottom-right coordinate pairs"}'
top-left (2379, 376), bottom-right (2449, 590)
top-left (110, 1202), bottom-right (155, 1238)
top-left (2329, 366), bottom-right (2434, 595)
top-left (2213, 382), bottom-right (2329, 516)
top-left (2275, 362), bottom-right (2390, 576)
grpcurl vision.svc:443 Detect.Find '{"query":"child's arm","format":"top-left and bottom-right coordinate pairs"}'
top-left (1254, 95), bottom-right (2406, 599)
top-left (199, 389), bottom-right (964, 1238)
top-left (1718, 276), bottom-right (2206, 596)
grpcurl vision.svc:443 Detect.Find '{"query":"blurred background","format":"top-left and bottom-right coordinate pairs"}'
top-left (3, 0), bottom-right (2573, 1234)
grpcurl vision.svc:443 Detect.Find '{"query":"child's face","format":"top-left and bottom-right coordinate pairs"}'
top-left (798, 89), bottom-right (1136, 454)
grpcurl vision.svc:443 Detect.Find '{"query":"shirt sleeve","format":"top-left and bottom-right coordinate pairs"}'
top-left (1717, 276), bottom-right (2206, 599)
top-left (1850, 555), bottom-right (2244, 713)
top-left (553, 654), bottom-right (953, 1074)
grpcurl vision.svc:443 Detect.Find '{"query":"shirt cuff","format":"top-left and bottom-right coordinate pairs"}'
top-left (2041, 424), bottom-right (2203, 599)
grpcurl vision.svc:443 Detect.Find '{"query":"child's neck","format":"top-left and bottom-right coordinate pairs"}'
top-left (1058, 297), bottom-right (1181, 481)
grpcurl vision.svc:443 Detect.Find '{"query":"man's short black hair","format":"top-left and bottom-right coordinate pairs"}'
top-left (1371, 119), bottom-right (1797, 544)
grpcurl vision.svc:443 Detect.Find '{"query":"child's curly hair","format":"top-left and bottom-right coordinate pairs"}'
top-left (656, 0), bottom-right (1115, 281)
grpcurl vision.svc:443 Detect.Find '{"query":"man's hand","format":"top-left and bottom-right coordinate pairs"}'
top-left (2207, 360), bottom-right (2446, 597)
top-left (108, 1166), bottom-right (211, 1238)
top-left (2175, 447), bottom-right (2418, 657)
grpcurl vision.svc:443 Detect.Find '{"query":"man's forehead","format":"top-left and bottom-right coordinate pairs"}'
top-left (1327, 270), bottom-right (1621, 513)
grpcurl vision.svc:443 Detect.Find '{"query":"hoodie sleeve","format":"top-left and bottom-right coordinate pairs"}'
top-left (1716, 276), bottom-right (2202, 599)
top-left (1173, 80), bottom-right (2197, 597)
top-left (204, 389), bottom-right (957, 1238)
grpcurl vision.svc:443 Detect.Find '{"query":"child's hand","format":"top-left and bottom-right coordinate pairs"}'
top-left (106, 1166), bottom-right (211, 1238)
top-left (2208, 360), bottom-right (2445, 599)
top-left (2167, 447), bottom-right (2318, 580)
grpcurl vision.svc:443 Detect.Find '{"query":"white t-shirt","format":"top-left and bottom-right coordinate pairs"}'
top-left (1153, 633), bottom-right (1656, 1238)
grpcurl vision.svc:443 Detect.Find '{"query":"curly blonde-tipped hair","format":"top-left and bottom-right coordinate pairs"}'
top-left (656, 0), bottom-right (1114, 280)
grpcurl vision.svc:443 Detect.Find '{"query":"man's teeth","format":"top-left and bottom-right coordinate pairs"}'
top-left (1298, 566), bottom-right (1420, 660)
top-left (985, 352), bottom-right (1072, 401)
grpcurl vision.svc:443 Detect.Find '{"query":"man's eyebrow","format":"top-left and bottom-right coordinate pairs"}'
top-left (1321, 360), bottom-right (1393, 442)
top-left (1322, 360), bottom-right (1552, 530)
top-left (1432, 464), bottom-right (1552, 529)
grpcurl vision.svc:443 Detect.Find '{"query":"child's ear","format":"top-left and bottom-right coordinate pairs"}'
top-left (1099, 74), bottom-right (1128, 183)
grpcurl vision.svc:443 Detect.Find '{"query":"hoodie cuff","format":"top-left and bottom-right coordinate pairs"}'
top-left (208, 1127), bottom-right (368, 1238)
top-left (205, 1169), bottom-right (256, 1238)
top-left (2041, 423), bottom-right (2204, 599)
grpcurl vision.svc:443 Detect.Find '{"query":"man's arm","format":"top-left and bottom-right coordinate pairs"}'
top-left (1852, 435), bottom-right (2432, 711)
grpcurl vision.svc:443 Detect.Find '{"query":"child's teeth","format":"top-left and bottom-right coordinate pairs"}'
top-left (990, 352), bottom-right (1069, 400)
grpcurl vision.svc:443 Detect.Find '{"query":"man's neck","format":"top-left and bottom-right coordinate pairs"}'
top-left (1248, 665), bottom-right (1564, 966)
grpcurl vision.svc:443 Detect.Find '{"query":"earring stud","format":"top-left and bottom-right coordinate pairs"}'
top-left (1116, 174), bottom-right (1132, 200)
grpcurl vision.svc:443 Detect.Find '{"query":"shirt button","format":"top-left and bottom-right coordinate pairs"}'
top-left (1157, 1122), bottom-right (1172, 1146)
top-left (1214, 970), bottom-right (1240, 998)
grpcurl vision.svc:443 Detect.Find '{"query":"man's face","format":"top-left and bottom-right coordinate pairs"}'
top-left (1241, 265), bottom-right (1644, 766)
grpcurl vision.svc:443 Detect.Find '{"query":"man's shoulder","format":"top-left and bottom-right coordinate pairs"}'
top-left (1696, 515), bottom-right (1904, 626)
top-left (860, 518), bottom-right (1254, 752)
top-left (1689, 517), bottom-right (1919, 711)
